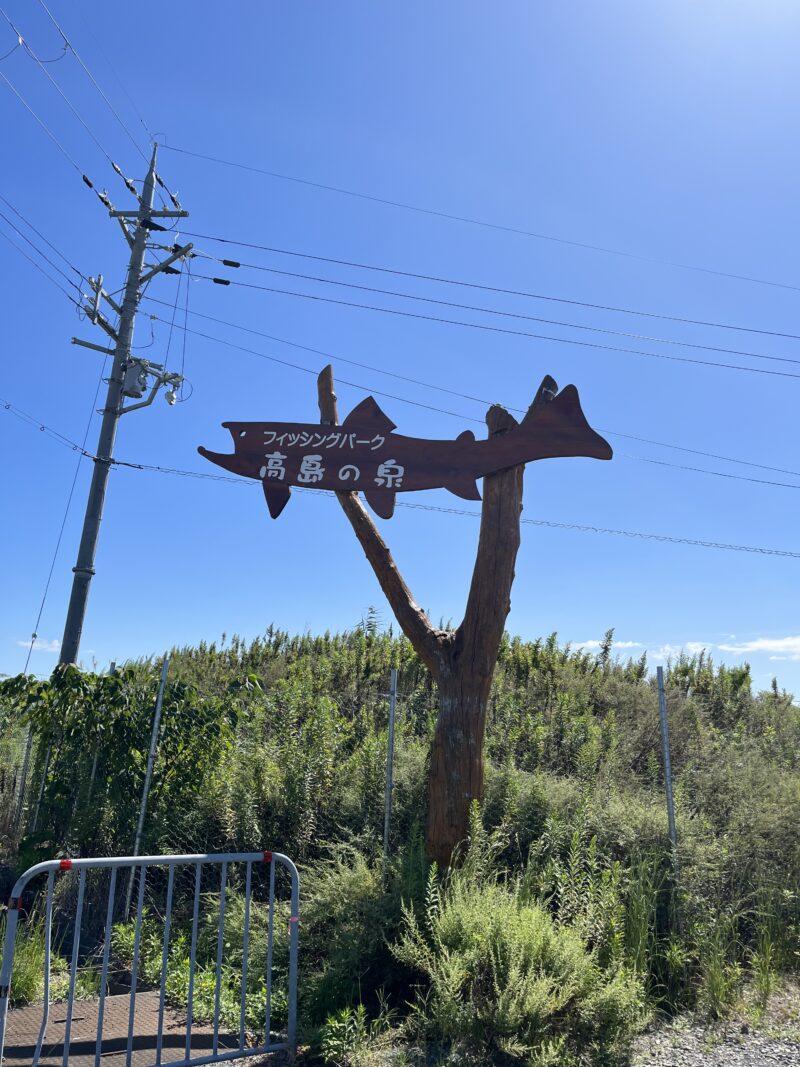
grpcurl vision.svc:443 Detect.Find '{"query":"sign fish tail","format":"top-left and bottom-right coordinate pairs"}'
top-left (530, 385), bottom-right (613, 461)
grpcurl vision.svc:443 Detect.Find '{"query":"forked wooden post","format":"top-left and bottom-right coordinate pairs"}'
top-left (317, 364), bottom-right (554, 863)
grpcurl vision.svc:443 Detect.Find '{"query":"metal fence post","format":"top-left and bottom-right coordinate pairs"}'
top-left (125, 654), bottom-right (170, 914)
top-left (13, 728), bottom-right (33, 832)
top-left (657, 666), bottom-right (678, 852)
top-left (383, 668), bottom-right (398, 858)
top-left (30, 741), bottom-right (53, 833)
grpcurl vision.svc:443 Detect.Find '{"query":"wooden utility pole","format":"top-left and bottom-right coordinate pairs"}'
top-left (318, 365), bottom-right (554, 864)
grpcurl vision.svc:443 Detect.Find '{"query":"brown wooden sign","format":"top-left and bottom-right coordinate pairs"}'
top-left (198, 384), bottom-right (612, 519)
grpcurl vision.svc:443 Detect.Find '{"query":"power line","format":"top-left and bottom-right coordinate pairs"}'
top-left (0, 397), bottom-right (94, 456)
top-left (593, 428), bottom-right (800, 480)
top-left (179, 258), bottom-right (191, 396)
top-left (119, 461), bottom-right (800, 560)
top-left (34, 0), bottom-right (150, 165)
top-left (616, 452), bottom-right (800, 492)
top-left (10, 372), bottom-right (104, 673)
top-left (198, 254), bottom-right (800, 368)
top-left (188, 231), bottom-right (800, 344)
top-left (144, 309), bottom-right (800, 492)
top-left (0, 6), bottom-right (120, 172)
top-left (162, 144), bottom-right (800, 294)
top-left (0, 65), bottom-right (87, 178)
top-left (5, 398), bottom-right (798, 559)
top-left (145, 313), bottom-right (518, 422)
top-left (395, 500), bottom-right (800, 560)
top-left (0, 223), bottom-right (80, 304)
top-left (142, 296), bottom-right (800, 481)
top-left (191, 272), bottom-right (800, 382)
top-left (0, 206), bottom-right (82, 293)
top-left (0, 193), bottom-right (87, 283)
top-left (81, 19), bottom-right (155, 147)
top-left (161, 264), bottom-right (184, 374)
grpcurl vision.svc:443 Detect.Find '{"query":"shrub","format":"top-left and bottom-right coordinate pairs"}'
top-left (393, 863), bottom-right (647, 1064)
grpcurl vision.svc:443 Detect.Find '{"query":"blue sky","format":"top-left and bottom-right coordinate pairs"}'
top-left (2, 1), bottom-right (799, 693)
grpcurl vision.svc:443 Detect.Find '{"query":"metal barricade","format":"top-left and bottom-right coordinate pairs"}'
top-left (0, 850), bottom-right (299, 1066)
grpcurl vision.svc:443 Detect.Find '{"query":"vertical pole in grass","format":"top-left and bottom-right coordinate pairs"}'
top-left (657, 665), bottom-right (684, 945)
top-left (657, 666), bottom-right (678, 854)
top-left (125, 654), bottom-right (170, 915)
top-left (383, 668), bottom-right (398, 858)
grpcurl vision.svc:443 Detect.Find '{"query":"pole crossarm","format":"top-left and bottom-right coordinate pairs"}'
top-left (140, 243), bottom-right (193, 284)
top-left (109, 209), bottom-right (188, 218)
top-left (81, 308), bottom-right (118, 342)
top-left (71, 337), bottom-right (115, 356)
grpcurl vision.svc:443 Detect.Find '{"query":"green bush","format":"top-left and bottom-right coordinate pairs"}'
top-left (392, 822), bottom-right (648, 1065)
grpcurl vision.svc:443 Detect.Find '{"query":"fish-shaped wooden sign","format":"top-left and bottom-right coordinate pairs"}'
top-left (198, 381), bottom-right (612, 520)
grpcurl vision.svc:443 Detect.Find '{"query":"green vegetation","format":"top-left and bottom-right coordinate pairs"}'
top-left (0, 915), bottom-right (99, 1005)
top-left (1, 625), bottom-right (799, 1064)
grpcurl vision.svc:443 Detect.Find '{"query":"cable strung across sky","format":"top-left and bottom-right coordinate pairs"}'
top-left (196, 253), bottom-right (800, 367)
top-left (162, 144), bottom-right (800, 293)
top-left (186, 230), bottom-right (800, 343)
top-left (191, 272), bottom-right (800, 381)
top-left (141, 295), bottom-right (800, 480)
top-left (3, 396), bottom-right (798, 561)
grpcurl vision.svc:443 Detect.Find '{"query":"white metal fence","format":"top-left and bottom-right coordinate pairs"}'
top-left (0, 850), bottom-right (299, 1066)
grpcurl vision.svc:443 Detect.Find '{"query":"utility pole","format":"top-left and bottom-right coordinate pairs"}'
top-left (59, 145), bottom-right (191, 665)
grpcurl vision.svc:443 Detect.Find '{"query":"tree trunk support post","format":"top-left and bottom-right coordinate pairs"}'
top-left (317, 365), bottom-right (556, 864)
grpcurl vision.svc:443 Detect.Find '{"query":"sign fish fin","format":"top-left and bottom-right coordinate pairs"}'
top-left (456, 429), bottom-right (476, 443)
top-left (365, 489), bottom-right (396, 519)
top-left (263, 481), bottom-right (291, 519)
top-left (342, 396), bottom-right (397, 433)
top-left (446, 475), bottom-right (482, 502)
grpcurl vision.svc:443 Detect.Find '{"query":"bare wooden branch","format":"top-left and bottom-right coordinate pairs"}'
top-left (317, 366), bottom-right (444, 675)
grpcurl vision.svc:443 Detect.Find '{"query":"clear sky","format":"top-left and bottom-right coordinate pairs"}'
top-left (2, 1), bottom-right (799, 694)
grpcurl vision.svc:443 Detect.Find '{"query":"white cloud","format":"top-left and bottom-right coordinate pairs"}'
top-left (648, 644), bottom-right (683, 662)
top-left (574, 639), bottom-right (642, 651)
top-left (718, 636), bottom-right (800, 662)
top-left (15, 637), bottom-right (60, 653)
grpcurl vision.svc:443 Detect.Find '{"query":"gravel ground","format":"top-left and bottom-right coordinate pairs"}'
top-left (631, 985), bottom-right (800, 1066)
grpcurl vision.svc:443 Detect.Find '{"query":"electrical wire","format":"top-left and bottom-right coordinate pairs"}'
top-left (161, 264), bottom-right (183, 373)
top-left (0, 223), bottom-right (81, 305)
top-left (198, 254), bottom-right (800, 368)
top-left (0, 65), bottom-right (87, 177)
top-left (614, 452), bottom-right (800, 491)
top-left (179, 258), bottom-right (191, 398)
top-left (0, 6), bottom-right (126, 175)
top-left (187, 232), bottom-right (800, 345)
top-left (118, 461), bottom-right (800, 560)
top-left (0, 193), bottom-right (87, 284)
top-left (0, 397), bottom-right (94, 456)
top-left (146, 313), bottom-right (487, 421)
top-left (161, 144), bottom-right (800, 294)
top-left (191, 272), bottom-right (800, 382)
top-left (81, 19), bottom-right (155, 146)
top-left (4, 398), bottom-right (798, 559)
top-left (0, 206), bottom-right (82, 293)
top-left (34, 0), bottom-right (150, 165)
top-left (141, 310), bottom-right (800, 492)
top-left (3, 373), bottom-right (104, 673)
top-left (141, 296), bottom-right (800, 480)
